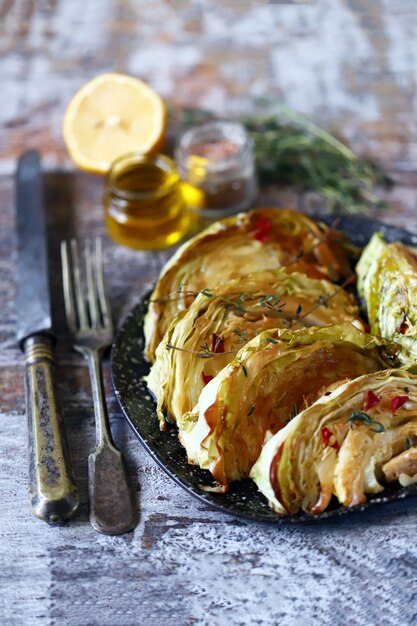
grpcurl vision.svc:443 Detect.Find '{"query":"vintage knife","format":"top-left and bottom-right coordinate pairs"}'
top-left (16, 150), bottom-right (79, 523)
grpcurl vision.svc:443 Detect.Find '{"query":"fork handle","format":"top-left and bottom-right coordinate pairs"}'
top-left (24, 335), bottom-right (79, 523)
top-left (86, 350), bottom-right (137, 535)
top-left (88, 442), bottom-right (137, 535)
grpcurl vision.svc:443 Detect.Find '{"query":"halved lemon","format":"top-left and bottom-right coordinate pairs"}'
top-left (63, 73), bottom-right (166, 174)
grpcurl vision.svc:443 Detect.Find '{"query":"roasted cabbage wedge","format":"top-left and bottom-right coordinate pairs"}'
top-left (251, 369), bottom-right (417, 516)
top-left (357, 232), bottom-right (417, 364)
top-left (144, 208), bottom-right (354, 361)
top-left (147, 268), bottom-right (364, 429)
top-left (179, 323), bottom-right (387, 490)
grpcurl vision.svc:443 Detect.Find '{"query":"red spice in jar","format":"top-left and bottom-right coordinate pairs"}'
top-left (190, 140), bottom-right (240, 161)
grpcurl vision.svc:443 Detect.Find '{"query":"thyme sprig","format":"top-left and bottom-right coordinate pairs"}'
top-left (150, 286), bottom-right (248, 313)
top-left (151, 286), bottom-right (287, 314)
top-left (296, 274), bottom-right (357, 323)
top-left (165, 342), bottom-right (235, 359)
top-left (233, 328), bottom-right (249, 343)
top-left (244, 106), bottom-right (391, 215)
top-left (256, 294), bottom-right (285, 311)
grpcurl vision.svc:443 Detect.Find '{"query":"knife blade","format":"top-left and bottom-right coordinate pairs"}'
top-left (16, 150), bottom-right (79, 523)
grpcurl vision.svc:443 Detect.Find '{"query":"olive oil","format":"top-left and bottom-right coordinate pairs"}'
top-left (104, 153), bottom-right (190, 250)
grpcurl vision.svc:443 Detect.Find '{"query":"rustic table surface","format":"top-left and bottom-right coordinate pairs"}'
top-left (2, 2), bottom-right (417, 625)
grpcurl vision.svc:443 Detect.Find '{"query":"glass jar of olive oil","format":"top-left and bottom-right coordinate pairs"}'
top-left (104, 152), bottom-right (190, 250)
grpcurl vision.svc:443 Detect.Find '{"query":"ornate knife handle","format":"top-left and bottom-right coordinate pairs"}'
top-left (23, 334), bottom-right (79, 523)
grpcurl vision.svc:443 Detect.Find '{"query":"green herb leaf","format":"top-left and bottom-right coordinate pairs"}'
top-left (346, 410), bottom-right (385, 433)
top-left (404, 436), bottom-right (417, 451)
top-left (257, 294), bottom-right (285, 310)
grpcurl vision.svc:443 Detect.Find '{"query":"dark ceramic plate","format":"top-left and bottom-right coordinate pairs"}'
top-left (111, 214), bottom-right (417, 522)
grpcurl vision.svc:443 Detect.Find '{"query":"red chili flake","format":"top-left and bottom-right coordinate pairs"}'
top-left (398, 322), bottom-right (409, 335)
top-left (364, 390), bottom-right (381, 411)
top-left (255, 216), bottom-right (272, 231)
top-left (391, 395), bottom-right (409, 413)
top-left (201, 371), bottom-right (214, 385)
top-left (320, 427), bottom-right (340, 450)
top-left (254, 232), bottom-right (270, 243)
top-left (211, 333), bottom-right (225, 354)
top-left (252, 217), bottom-right (272, 243)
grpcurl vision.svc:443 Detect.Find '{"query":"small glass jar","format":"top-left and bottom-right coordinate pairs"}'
top-left (104, 152), bottom-right (190, 250)
top-left (175, 121), bottom-right (257, 222)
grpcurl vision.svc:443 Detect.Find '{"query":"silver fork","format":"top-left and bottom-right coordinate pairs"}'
top-left (61, 238), bottom-right (137, 535)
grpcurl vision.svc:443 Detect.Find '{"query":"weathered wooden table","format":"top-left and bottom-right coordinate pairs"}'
top-left (2, 2), bottom-right (417, 625)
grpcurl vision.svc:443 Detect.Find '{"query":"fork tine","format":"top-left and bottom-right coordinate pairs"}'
top-left (70, 238), bottom-right (89, 330)
top-left (94, 237), bottom-right (112, 330)
top-left (61, 240), bottom-right (77, 332)
top-left (85, 239), bottom-right (101, 329)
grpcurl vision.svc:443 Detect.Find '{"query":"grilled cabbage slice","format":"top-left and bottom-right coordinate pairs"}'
top-left (357, 232), bottom-right (417, 364)
top-left (147, 268), bottom-right (364, 429)
top-left (144, 208), bottom-right (353, 361)
top-left (179, 323), bottom-right (386, 489)
top-left (251, 369), bottom-right (417, 516)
